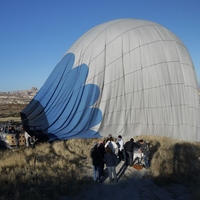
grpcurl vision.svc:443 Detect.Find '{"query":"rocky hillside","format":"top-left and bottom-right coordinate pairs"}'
top-left (0, 87), bottom-right (38, 118)
top-left (0, 87), bottom-right (37, 104)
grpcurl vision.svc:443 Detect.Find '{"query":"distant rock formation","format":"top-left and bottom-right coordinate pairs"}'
top-left (0, 87), bottom-right (38, 104)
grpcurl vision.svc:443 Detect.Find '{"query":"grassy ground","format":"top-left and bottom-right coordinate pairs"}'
top-left (0, 117), bottom-right (21, 123)
top-left (0, 136), bottom-right (200, 199)
top-left (0, 103), bottom-right (26, 119)
top-left (0, 139), bottom-right (95, 199)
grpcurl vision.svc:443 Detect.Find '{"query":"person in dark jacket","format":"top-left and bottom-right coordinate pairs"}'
top-left (104, 146), bottom-right (118, 182)
top-left (124, 138), bottom-right (135, 166)
top-left (90, 143), bottom-right (104, 182)
top-left (98, 140), bottom-right (106, 176)
top-left (139, 139), bottom-right (150, 168)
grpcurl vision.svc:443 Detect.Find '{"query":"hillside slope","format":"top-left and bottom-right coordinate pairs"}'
top-left (0, 87), bottom-right (37, 119)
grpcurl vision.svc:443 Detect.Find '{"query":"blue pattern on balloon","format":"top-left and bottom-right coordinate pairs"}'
top-left (34, 53), bottom-right (102, 140)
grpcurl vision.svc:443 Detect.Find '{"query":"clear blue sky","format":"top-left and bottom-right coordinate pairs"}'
top-left (0, 0), bottom-right (199, 92)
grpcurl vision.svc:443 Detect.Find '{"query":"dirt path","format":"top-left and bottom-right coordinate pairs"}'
top-left (61, 161), bottom-right (192, 200)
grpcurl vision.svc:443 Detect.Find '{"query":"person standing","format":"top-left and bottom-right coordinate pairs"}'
top-left (90, 143), bottom-right (104, 182)
top-left (104, 137), bottom-right (118, 156)
top-left (124, 138), bottom-right (135, 166)
top-left (138, 139), bottom-right (150, 168)
top-left (104, 147), bottom-right (118, 183)
top-left (117, 135), bottom-right (126, 161)
top-left (24, 130), bottom-right (31, 147)
top-left (98, 140), bottom-right (106, 176)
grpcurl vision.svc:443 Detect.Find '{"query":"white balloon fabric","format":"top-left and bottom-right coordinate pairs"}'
top-left (21, 18), bottom-right (200, 142)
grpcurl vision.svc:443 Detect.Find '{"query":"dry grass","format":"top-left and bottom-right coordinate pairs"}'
top-left (134, 135), bottom-right (200, 199)
top-left (0, 138), bottom-right (99, 200)
top-left (0, 136), bottom-right (200, 199)
top-left (0, 117), bottom-right (21, 123)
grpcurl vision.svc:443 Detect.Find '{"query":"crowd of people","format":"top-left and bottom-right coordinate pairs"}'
top-left (0, 122), bottom-right (37, 148)
top-left (90, 134), bottom-right (150, 183)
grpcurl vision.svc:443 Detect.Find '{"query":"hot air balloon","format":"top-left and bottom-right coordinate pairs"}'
top-left (21, 18), bottom-right (200, 142)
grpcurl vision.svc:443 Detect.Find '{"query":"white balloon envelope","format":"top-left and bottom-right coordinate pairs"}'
top-left (21, 18), bottom-right (200, 142)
